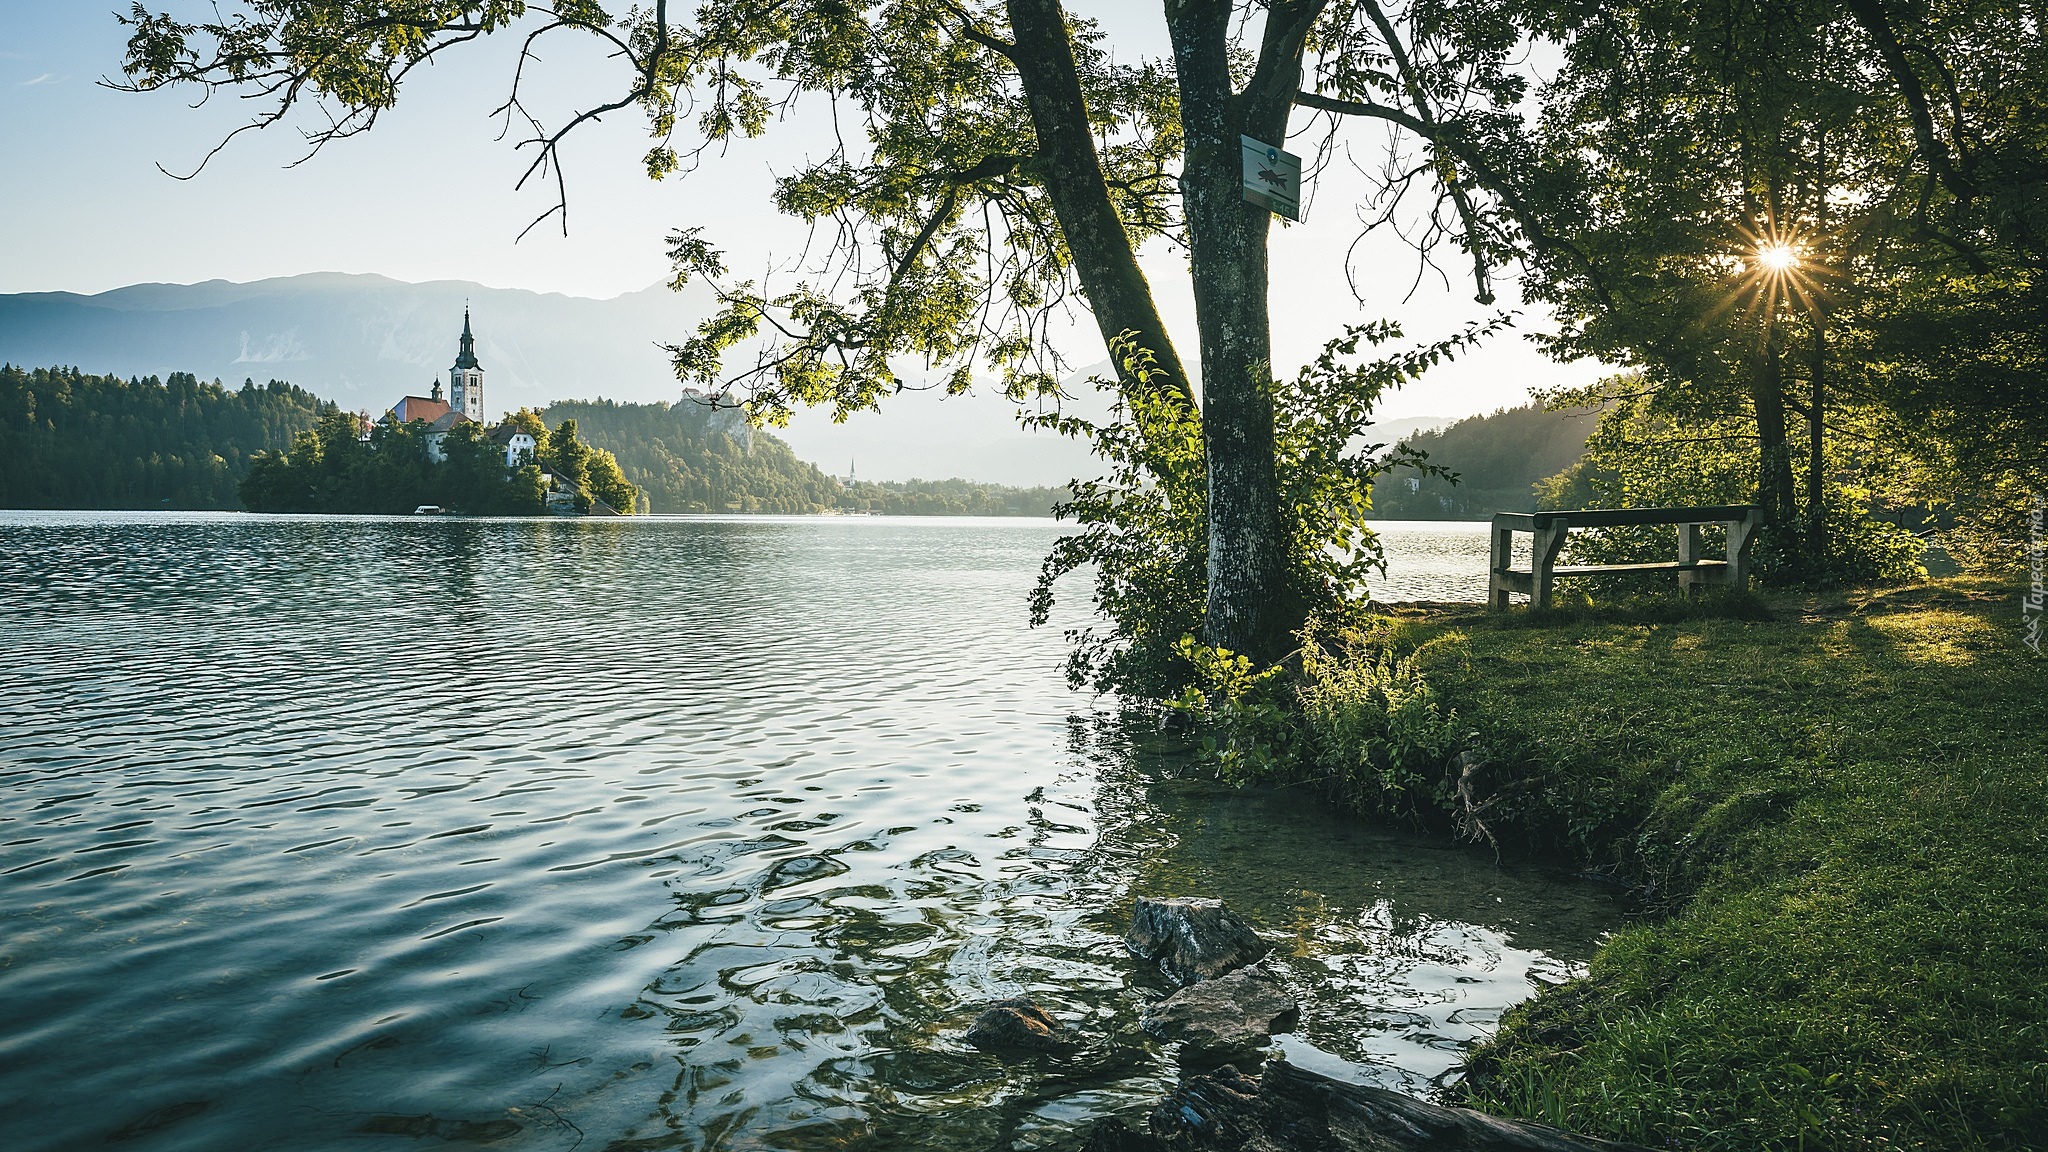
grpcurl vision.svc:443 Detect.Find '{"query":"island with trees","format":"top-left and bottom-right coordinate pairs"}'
top-left (239, 406), bottom-right (640, 516)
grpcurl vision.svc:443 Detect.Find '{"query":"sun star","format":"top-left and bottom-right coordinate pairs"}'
top-left (1756, 242), bottom-right (1800, 272)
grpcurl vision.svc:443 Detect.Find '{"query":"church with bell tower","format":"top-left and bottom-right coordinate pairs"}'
top-left (383, 310), bottom-right (528, 466)
top-left (449, 307), bottom-right (485, 421)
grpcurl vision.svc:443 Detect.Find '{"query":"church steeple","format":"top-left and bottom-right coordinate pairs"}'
top-left (449, 308), bottom-right (485, 421)
top-left (454, 307), bottom-right (480, 371)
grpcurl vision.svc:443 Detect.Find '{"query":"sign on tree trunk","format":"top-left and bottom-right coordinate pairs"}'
top-left (1240, 135), bottom-right (1302, 221)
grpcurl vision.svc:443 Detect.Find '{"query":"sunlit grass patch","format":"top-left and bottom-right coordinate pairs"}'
top-left (1861, 608), bottom-right (2004, 666)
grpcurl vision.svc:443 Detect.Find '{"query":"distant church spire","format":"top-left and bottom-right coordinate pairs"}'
top-left (454, 307), bottom-right (480, 371)
top-left (449, 308), bottom-right (485, 421)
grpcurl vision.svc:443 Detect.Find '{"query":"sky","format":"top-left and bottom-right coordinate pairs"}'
top-left (0, 3), bottom-right (1605, 430)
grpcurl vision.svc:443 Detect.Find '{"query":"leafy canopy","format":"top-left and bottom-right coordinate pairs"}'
top-left (118, 1), bottom-right (1188, 420)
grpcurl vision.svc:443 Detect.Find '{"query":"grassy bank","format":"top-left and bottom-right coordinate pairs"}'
top-left (1373, 580), bottom-right (2046, 1149)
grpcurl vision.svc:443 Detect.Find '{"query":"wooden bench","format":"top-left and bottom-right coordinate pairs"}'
top-left (1489, 505), bottom-right (1763, 611)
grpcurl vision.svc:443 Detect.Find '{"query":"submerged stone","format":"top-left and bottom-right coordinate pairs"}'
top-left (963, 996), bottom-right (1069, 1054)
top-left (1080, 1116), bottom-right (1169, 1152)
top-left (1125, 896), bottom-right (1271, 984)
top-left (1140, 965), bottom-right (1300, 1060)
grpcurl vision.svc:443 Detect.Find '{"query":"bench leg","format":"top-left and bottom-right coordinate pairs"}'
top-left (1726, 511), bottom-right (1761, 591)
top-left (1531, 525), bottom-right (1568, 610)
top-left (1489, 524), bottom-right (1514, 611)
top-left (1677, 523), bottom-right (1703, 597)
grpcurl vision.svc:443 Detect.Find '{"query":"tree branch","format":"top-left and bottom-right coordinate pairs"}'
top-left (1294, 90), bottom-right (1616, 310)
top-left (1841, 0), bottom-right (1976, 200)
top-left (1007, 0), bottom-right (1193, 403)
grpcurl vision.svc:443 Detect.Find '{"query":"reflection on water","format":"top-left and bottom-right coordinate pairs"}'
top-left (0, 513), bottom-right (1608, 1151)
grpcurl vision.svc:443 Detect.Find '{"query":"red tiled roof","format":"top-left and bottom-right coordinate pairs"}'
top-left (390, 396), bottom-right (453, 424)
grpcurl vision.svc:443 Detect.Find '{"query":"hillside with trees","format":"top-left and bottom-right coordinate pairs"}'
top-left (0, 364), bottom-right (332, 509)
top-left (543, 397), bottom-right (838, 514)
top-left (541, 398), bottom-right (1063, 515)
top-left (839, 476), bottom-right (1063, 516)
top-left (1369, 403), bottom-right (1600, 520)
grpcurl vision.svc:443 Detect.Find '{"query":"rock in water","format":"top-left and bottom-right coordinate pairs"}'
top-left (1080, 1117), bottom-right (1162, 1152)
top-left (963, 997), bottom-right (1069, 1054)
top-left (1141, 966), bottom-right (1301, 1060)
top-left (1125, 897), bottom-right (1271, 984)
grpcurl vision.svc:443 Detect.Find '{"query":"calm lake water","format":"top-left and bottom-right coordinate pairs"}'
top-left (0, 513), bottom-right (1607, 1152)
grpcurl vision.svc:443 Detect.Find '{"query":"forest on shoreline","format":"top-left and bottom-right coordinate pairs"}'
top-left (0, 365), bottom-right (329, 509)
top-left (0, 366), bottom-right (1068, 517)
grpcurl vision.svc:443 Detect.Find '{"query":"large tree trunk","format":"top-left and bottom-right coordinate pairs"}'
top-left (1805, 142), bottom-right (1831, 563)
top-left (1007, 0), bottom-right (1193, 406)
top-left (1743, 159), bottom-right (1800, 569)
top-left (1753, 336), bottom-right (1799, 553)
top-left (1166, 0), bottom-right (1315, 663)
top-left (1010, 0), bottom-right (1322, 664)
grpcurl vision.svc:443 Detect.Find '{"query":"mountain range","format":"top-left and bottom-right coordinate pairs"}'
top-left (0, 273), bottom-right (1452, 486)
top-left (0, 273), bottom-right (688, 413)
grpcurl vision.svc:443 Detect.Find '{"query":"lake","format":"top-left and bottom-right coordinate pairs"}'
top-left (0, 513), bottom-right (1608, 1151)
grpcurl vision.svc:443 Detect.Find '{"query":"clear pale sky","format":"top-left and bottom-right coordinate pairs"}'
top-left (0, 3), bottom-right (1603, 424)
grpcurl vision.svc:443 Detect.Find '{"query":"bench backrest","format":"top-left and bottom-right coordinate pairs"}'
top-left (1493, 505), bottom-right (1760, 531)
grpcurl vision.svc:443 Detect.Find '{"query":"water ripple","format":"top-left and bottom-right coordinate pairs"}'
top-left (0, 512), bottom-right (1606, 1152)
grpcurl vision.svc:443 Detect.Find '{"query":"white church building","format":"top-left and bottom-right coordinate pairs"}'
top-left (384, 310), bottom-right (534, 467)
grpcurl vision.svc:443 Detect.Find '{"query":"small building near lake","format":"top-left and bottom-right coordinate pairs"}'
top-left (490, 422), bottom-right (537, 467)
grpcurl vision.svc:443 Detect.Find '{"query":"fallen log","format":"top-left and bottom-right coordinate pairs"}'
top-left (1083, 1059), bottom-right (1650, 1152)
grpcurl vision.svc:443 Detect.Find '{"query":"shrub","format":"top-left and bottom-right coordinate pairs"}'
top-left (1030, 317), bottom-right (1508, 700)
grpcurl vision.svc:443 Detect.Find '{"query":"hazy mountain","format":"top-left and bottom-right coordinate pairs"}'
top-left (0, 273), bottom-right (694, 417)
top-left (1371, 415), bottom-right (1457, 444)
top-left (789, 379), bottom-right (1450, 488)
top-left (0, 273), bottom-right (1456, 488)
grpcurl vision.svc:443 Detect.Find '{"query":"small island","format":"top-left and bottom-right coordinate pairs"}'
top-left (239, 312), bottom-right (639, 516)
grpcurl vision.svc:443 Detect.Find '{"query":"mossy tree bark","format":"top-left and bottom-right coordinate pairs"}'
top-left (1014, 0), bottom-right (1324, 662)
top-left (1165, 0), bottom-right (1320, 662)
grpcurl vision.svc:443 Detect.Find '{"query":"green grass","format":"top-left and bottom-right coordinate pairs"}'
top-left (1377, 579), bottom-right (2046, 1150)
